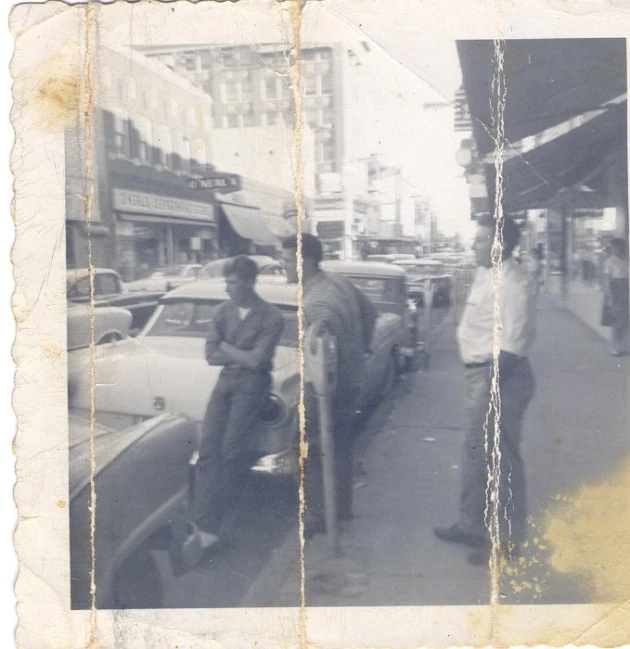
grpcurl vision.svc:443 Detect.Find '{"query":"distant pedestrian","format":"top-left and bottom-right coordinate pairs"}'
top-left (602, 237), bottom-right (629, 356)
top-left (434, 215), bottom-right (537, 565)
top-left (188, 255), bottom-right (285, 552)
top-left (282, 234), bottom-right (377, 537)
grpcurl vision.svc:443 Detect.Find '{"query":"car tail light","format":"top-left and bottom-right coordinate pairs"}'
top-left (259, 394), bottom-right (288, 427)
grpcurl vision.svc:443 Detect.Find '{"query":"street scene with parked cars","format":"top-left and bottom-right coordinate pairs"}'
top-left (64, 35), bottom-right (628, 613)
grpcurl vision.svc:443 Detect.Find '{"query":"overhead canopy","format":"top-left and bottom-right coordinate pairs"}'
top-left (486, 101), bottom-right (627, 211)
top-left (458, 39), bottom-right (627, 157)
top-left (218, 202), bottom-right (277, 246)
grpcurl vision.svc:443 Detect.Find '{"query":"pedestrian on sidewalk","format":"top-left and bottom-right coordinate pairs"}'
top-left (188, 255), bottom-right (285, 552)
top-left (282, 234), bottom-right (377, 538)
top-left (602, 237), bottom-right (629, 356)
top-left (434, 215), bottom-right (537, 565)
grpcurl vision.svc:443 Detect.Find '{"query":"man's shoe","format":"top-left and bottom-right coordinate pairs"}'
top-left (434, 524), bottom-right (485, 548)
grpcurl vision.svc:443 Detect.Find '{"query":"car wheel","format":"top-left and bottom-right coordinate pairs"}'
top-left (111, 547), bottom-right (163, 609)
top-left (382, 352), bottom-right (397, 396)
top-left (97, 331), bottom-right (123, 345)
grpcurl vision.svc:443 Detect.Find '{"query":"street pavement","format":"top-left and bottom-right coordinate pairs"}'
top-left (242, 292), bottom-right (629, 607)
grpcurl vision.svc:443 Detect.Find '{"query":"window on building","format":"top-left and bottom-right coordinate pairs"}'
top-left (305, 110), bottom-right (318, 129)
top-left (322, 141), bottom-right (335, 162)
top-left (240, 79), bottom-right (253, 102)
top-left (117, 79), bottom-right (126, 102)
top-left (320, 74), bottom-right (333, 95)
top-left (318, 49), bottom-right (333, 60)
top-left (321, 107), bottom-right (334, 127)
top-left (223, 81), bottom-right (238, 102)
top-left (304, 76), bottom-right (317, 96)
top-left (226, 114), bottom-right (239, 128)
top-left (283, 110), bottom-right (294, 127)
top-left (264, 77), bottom-right (279, 99)
top-left (242, 110), bottom-right (255, 127)
top-left (264, 111), bottom-right (280, 126)
top-left (184, 55), bottom-right (197, 71)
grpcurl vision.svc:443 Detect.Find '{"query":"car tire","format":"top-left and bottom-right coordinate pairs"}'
top-left (382, 353), bottom-right (397, 396)
top-left (97, 331), bottom-right (123, 345)
top-left (111, 547), bottom-right (163, 609)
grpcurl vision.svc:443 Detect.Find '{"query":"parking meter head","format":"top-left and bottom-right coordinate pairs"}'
top-left (304, 322), bottom-right (338, 397)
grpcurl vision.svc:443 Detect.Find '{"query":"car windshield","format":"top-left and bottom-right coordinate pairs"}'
top-left (144, 299), bottom-right (298, 347)
top-left (340, 276), bottom-right (406, 308)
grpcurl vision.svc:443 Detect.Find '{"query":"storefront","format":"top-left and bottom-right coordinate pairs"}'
top-left (111, 188), bottom-right (217, 281)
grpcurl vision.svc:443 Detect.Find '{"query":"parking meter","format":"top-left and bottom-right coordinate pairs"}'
top-left (304, 321), bottom-right (340, 557)
top-left (304, 320), bottom-right (338, 397)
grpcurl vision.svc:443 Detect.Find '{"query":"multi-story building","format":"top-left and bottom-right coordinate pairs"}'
top-left (138, 42), bottom-right (375, 259)
top-left (66, 45), bottom-right (290, 277)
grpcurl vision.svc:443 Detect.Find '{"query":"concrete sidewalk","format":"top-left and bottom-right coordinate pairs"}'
top-left (243, 293), bottom-right (629, 607)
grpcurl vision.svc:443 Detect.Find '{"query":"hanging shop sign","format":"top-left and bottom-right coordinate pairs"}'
top-left (113, 189), bottom-right (215, 221)
top-left (187, 173), bottom-right (241, 193)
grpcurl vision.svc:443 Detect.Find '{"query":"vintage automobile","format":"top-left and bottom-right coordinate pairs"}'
top-left (392, 258), bottom-right (454, 306)
top-left (67, 302), bottom-right (132, 351)
top-left (197, 255), bottom-right (285, 280)
top-left (70, 412), bottom-right (199, 609)
top-left (321, 260), bottom-right (421, 369)
top-left (125, 264), bottom-right (203, 293)
top-left (67, 268), bottom-right (163, 332)
top-left (68, 277), bottom-right (405, 475)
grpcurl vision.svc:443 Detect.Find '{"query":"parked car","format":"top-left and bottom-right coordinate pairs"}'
top-left (67, 302), bottom-right (132, 351)
top-left (125, 264), bottom-right (202, 293)
top-left (321, 260), bottom-right (421, 369)
top-left (392, 258), bottom-right (454, 306)
top-left (68, 277), bottom-right (406, 476)
top-left (67, 268), bottom-right (163, 332)
top-left (197, 256), bottom-right (285, 280)
top-left (70, 412), bottom-right (199, 609)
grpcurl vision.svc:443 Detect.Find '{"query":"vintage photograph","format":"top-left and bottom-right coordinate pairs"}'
top-left (11, 1), bottom-right (630, 647)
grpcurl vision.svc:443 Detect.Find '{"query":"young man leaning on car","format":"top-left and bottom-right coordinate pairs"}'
top-left (188, 255), bottom-right (285, 552)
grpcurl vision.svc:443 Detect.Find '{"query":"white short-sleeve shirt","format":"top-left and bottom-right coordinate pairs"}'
top-left (456, 258), bottom-right (537, 364)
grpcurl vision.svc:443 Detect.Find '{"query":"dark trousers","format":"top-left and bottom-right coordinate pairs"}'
top-left (459, 360), bottom-right (535, 545)
top-left (304, 387), bottom-right (358, 527)
top-left (192, 368), bottom-right (271, 534)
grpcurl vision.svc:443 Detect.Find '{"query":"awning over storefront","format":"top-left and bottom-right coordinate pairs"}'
top-left (457, 39), bottom-right (627, 213)
top-left (486, 101), bottom-right (627, 211)
top-left (218, 202), bottom-right (277, 246)
top-left (457, 39), bottom-right (626, 157)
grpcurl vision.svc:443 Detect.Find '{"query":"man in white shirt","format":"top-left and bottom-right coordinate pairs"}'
top-left (434, 215), bottom-right (536, 565)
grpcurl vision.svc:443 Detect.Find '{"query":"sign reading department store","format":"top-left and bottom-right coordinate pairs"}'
top-left (113, 189), bottom-right (215, 222)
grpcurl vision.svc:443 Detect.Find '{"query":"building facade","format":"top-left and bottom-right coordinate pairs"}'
top-left (138, 42), bottom-right (376, 259)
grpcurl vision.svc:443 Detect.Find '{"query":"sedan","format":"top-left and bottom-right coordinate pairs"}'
top-left (392, 258), bottom-right (454, 306)
top-left (67, 302), bottom-right (132, 350)
top-left (68, 278), bottom-right (404, 476)
top-left (198, 256), bottom-right (285, 280)
top-left (70, 412), bottom-right (199, 609)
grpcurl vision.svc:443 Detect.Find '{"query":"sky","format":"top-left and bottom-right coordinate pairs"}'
top-left (351, 40), bottom-right (474, 239)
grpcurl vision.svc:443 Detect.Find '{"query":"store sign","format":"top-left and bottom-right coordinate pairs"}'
top-left (317, 220), bottom-right (345, 239)
top-left (112, 189), bottom-right (215, 222)
top-left (187, 174), bottom-right (241, 193)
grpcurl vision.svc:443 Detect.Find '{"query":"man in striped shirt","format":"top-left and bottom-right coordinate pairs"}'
top-left (282, 234), bottom-right (377, 537)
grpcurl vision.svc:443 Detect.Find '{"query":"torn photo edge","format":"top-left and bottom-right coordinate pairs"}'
top-left (10, 0), bottom-right (630, 647)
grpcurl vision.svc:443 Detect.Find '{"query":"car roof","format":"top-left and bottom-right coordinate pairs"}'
top-left (322, 260), bottom-right (406, 278)
top-left (202, 255), bottom-right (280, 269)
top-left (163, 277), bottom-right (298, 307)
top-left (67, 268), bottom-right (119, 281)
top-left (393, 258), bottom-right (444, 266)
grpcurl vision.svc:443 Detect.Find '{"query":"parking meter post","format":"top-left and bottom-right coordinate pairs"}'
top-left (304, 325), bottom-right (340, 558)
top-left (318, 393), bottom-right (340, 558)
top-left (424, 279), bottom-right (434, 369)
